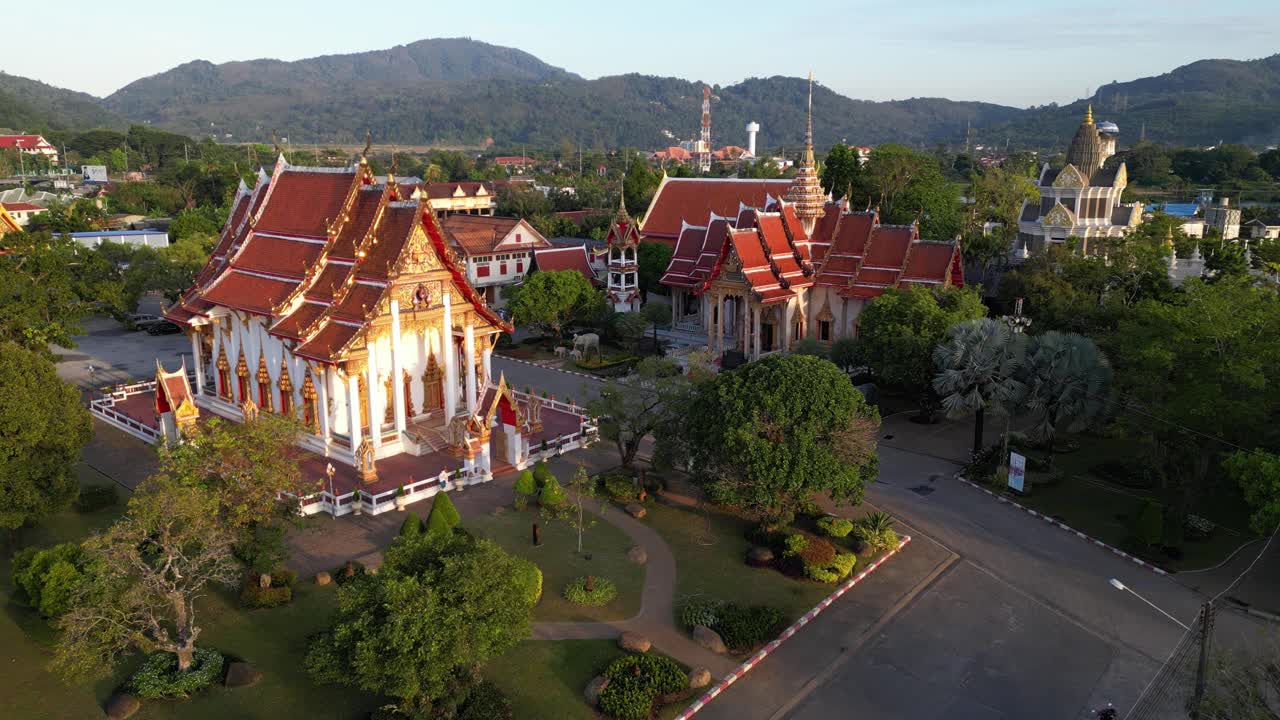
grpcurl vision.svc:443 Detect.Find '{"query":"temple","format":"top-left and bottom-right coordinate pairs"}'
top-left (656, 78), bottom-right (963, 359)
top-left (603, 195), bottom-right (642, 312)
top-left (1016, 106), bottom-right (1143, 254)
top-left (86, 152), bottom-right (596, 515)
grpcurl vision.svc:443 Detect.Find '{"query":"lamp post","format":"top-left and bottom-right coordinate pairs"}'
top-left (1107, 578), bottom-right (1190, 630)
top-left (1109, 578), bottom-right (1215, 717)
top-left (325, 463), bottom-right (336, 518)
top-left (998, 298), bottom-right (1032, 471)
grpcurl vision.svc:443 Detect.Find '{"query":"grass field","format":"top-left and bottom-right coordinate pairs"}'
top-left (464, 504), bottom-right (646, 622)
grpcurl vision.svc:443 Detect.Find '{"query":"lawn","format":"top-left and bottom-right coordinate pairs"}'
top-left (644, 502), bottom-right (836, 623)
top-left (485, 640), bottom-right (620, 720)
top-left (995, 433), bottom-right (1259, 571)
top-left (464, 505), bottom-right (646, 622)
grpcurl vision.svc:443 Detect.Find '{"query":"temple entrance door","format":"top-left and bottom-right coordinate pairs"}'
top-left (491, 423), bottom-right (508, 464)
top-left (761, 323), bottom-right (775, 352)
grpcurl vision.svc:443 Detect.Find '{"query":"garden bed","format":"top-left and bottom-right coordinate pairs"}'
top-left (463, 506), bottom-right (646, 622)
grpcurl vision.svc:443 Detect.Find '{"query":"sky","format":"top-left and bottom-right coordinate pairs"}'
top-left (6, 0), bottom-right (1280, 108)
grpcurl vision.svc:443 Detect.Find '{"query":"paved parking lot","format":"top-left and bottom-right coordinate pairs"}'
top-left (55, 301), bottom-right (192, 390)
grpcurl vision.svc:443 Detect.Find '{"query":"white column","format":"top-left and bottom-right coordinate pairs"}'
top-left (752, 305), bottom-right (762, 359)
top-left (319, 366), bottom-right (332, 440)
top-left (366, 349), bottom-right (381, 448)
top-left (482, 342), bottom-right (492, 387)
top-left (347, 372), bottom-right (362, 458)
top-left (189, 331), bottom-right (204, 395)
top-left (783, 298), bottom-right (794, 351)
top-left (442, 292), bottom-right (458, 418)
top-left (464, 324), bottom-right (477, 416)
top-left (716, 294), bottom-right (726, 355)
top-left (390, 301), bottom-right (406, 434)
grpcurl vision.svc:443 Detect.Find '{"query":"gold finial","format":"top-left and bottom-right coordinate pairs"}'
top-left (1085, 104), bottom-right (1094, 124)
top-left (360, 130), bottom-right (372, 163)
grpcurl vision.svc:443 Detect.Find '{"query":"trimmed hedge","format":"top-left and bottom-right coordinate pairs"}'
top-left (539, 476), bottom-right (566, 507)
top-left (563, 576), bottom-right (617, 606)
top-left (239, 569), bottom-right (296, 609)
top-left (601, 473), bottom-right (642, 504)
top-left (598, 654), bottom-right (686, 720)
top-left (815, 516), bottom-right (854, 538)
top-left (713, 603), bottom-right (784, 650)
top-left (128, 648), bottom-right (224, 699)
top-left (460, 680), bottom-right (513, 720)
top-left (679, 598), bottom-right (723, 631)
top-left (514, 470), bottom-right (537, 509)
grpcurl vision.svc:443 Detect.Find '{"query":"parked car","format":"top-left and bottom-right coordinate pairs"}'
top-left (127, 313), bottom-right (162, 330)
top-left (146, 321), bottom-right (182, 335)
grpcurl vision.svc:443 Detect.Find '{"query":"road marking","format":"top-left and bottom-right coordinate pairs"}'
top-left (766, 551), bottom-right (962, 720)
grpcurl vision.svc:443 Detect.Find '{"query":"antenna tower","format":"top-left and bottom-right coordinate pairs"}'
top-left (698, 86), bottom-right (712, 174)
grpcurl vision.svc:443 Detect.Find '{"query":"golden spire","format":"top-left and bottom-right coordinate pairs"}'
top-left (1084, 104), bottom-right (1094, 125)
top-left (803, 71), bottom-right (815, 168)
top-left (360, 130), bottom-right (372, 164)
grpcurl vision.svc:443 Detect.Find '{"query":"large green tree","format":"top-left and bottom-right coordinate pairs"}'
top-left (0, 343), bottom-right (92, 531)
top-left (1018, 331), bottom-right (1112, 467)
top-left (55, 478), bottom-right (239, 678)
top-left (304, 531), bottom-right (538, 715)
top-left (665, 355), bottom-right (880, 519)
top-left (855, 285), bottom-right (986, 400)
top-left (933, 318), bottom-right (1028, 456)
top-left (506, 269), bottom-right (603, 340)
top-left (856, 144), bottom-right (962, 240)
top-left (820, 143), bottom-right (860, 200)
top-left (0, 232), bottom-right (110, 351)
top-left (964, 166), bottom-right (1040, 274)
top-left (623, 155), bottom-right (661, 217)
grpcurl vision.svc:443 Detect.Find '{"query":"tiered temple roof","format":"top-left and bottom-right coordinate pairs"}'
top-left (164, 156), bottom-right (509, 364)
top-left (640, 177), bottom-right (792, 243)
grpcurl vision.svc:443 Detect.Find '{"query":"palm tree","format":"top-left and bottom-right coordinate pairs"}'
top-left (932, 318), bottom-right (1028, 456)
top-left (1018, 331), bottom-right (1112, 468)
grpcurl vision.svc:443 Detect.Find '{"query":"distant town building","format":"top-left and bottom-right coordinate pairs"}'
top-left (0, 202), bottom-right (46, 227)
top-left (532, 245), bottom-right (601, 287)
top-left (0, 134), bottom-right (59, 166)
top-left (439, 215), bottom-right (549, 307)
top-left (406, 181), bottom-right (496, 218)
top-left (493, 156), bottom-right (536, 173)
top-left (1244, 216), bottom-right (1280, 240)
top-left (1204, 198), bottom-right (1242, 240)
top-left (63, 229), bottom-right (170, 249)
top-left (1179, 218), bottom-right (1206, 239)
top-left (1016, 106), bottom-right (1142, 255)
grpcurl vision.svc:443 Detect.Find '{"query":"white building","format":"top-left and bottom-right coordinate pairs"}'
top-left (0, 202), bottom-right (46, 226)
top-left (0, 135), bottom-right (59, 166)
top-left (65, 229), bottom-right (169, 249)
top-left (1204, 198), bottom-right (1242, 240)
top-left (439, 215), bottom-right (550, 308)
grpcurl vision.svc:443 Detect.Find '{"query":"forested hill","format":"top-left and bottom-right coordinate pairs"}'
top-left (6, 40), bottom-right (1280, 150)
top-left (0, 73), bottom-right (123, 132)
top-left (977, 54), bottom-right (1280, 150)
top-left (99, 36), bottom-right (1019, 149)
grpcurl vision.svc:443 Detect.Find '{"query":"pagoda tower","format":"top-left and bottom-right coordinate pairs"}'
top-left (604, 192), bottom-right (642, 313)
top-left (785, 73), bottom-right (826, 236)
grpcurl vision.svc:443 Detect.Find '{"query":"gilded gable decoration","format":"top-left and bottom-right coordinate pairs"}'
top-left (1052, 165), bottom-right (1086, 188)
top-left (1043, 202), bottom-right (1076, 227)
top-left (235, 350), bottom-right (249, 378)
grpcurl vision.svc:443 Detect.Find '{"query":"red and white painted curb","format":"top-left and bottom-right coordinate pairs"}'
top-left (496, 354), bottom-right (604, 383)
top-left (673, 535), bottom-right (912, 719)
top-left (953, 473), bottom-right (1169, 576)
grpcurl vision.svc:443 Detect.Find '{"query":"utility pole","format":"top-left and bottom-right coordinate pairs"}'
top-left (1191, 601), bottom-right (1216, 718)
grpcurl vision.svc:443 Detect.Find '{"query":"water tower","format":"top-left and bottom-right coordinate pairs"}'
top-left (745, 122), bottom-right (760, 157)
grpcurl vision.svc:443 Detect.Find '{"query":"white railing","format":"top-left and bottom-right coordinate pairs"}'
top-left (289, 465), bottom-right (490, 517)
top-left (89, 380), bottom-right (163, 444)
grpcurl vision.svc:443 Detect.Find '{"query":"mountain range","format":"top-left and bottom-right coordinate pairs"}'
top-left (4, 38), bottom-right (1280, 152)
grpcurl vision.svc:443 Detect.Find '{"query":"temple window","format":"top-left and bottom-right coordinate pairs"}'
top-left (256, 355), bottom-right (274, 413)
top-left (216, 347), bottom-right (231, 398)
top-left (278, 359), bottom-right (293, 416)
top-left (819, 320), bottom-right (832, 342)
top-left (235, 351), bottom-right (249, 403)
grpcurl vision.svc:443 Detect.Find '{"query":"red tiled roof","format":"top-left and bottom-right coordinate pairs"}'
top-left (754, 213), bottom-right (811, 288)
top-left (202, 271), bottom-right (299, 315)
top-left (659, 223), bottom-right (708, 288)
top-left (295, 322), bottom-right (362, 363)
top-left (330, 186), bottom-right (386, 260)
top-left (234, 235), bottom-right (325, 277)
top-left (269, 301), bottom-right (328, 340)
top-left (1, 202), bottom-right (44, 212)
top-left (361, 204), bottom-right (420, 279)
top-left (902, 242), bottom-right (960, 283)
top-left (442, 215), bottom-right (547, 256)
top-left (812, 212), bottom-right (874, 287)
top-left (255, 169), bottom-right (356, 238)
top-left (863, 226), bottom-right (915, 268)
top-left (641, 178), bottom-right (793, 240)
top-left (422, 181), bottom-right (493, 199)
top-left (692, 218), bottom-right (731, 281)
top-left (533, 246), bottom-right (598, 285)
top-left (0, 135), bottom-right (52, 149)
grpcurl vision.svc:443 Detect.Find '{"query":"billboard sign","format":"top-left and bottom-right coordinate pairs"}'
top-left (1008, 452), bottom-right (1026, 493)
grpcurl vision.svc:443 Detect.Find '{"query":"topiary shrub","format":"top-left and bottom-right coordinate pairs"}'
top-left (514, 470), bottom-right (537, 509)
top-left (532, 461), bottom-right (554, 488)
top-left (829, 552), bottom-right (857, 578)
top-left (679, 597), bottom-right (724, 631)
top-left (515, 559), bottom-right (543, 606)
top-left (538, 476), bottom-right (566, 508)
top-left (426, 492), bottom-right (461, 537)
top-left (128, 648), bottom-right (225, 699)
top-left (782, 534), bottom-right (809, 557)
top-left (240, 569), bottom-right (296, 608)
top-left (459, 680), bottom-right (513, 720)
top-left (75, 484), bottom-right (118, 513)
top-left (713, 603), bottom-right (785, 651)
top-left (563, 576), bottom-right (617, 606)
top-left (598, 654), bottom-right (687, 720)
top-left (11, 543), bottom-right (87, 621)
top-left (815, 516), bottom-right (854, 538)
top-left (399, 511), bottom-right (422, 538)
top-left (602, 473), bottom-right (642, 504)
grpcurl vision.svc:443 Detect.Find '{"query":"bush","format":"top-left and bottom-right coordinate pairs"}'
top-left (598, 654), bottom-right (687, 720)
top-left (426, 492), bottom-right (461, 537)
top-left (459, 680), bottom-right (513, 720)
top-left (857, 512), bottom-right (899, 553)
top-left (514, 470), bottom-right (537, 509)
top-left (539, 476), bottom-right (566, 507)
top-left (714, 603), bottom-right (785, 650)
top-left (563, 576), bottom-right (617, 606)
top-left (399, 511), bottom-right (423, 538)
top-left (602, 473), bottom-right (642, 504)
top-left (532, 461), bottom-right (554, 488)
top-left (830, 552), bottom-right (858, 577)
top-left (11, 543), bottom-right (86, 620)
top-left (75, 484), bottom-right (118, 512)
top-left (806, 552), bottom-right (857, 583)
top-left (798, 536), bottom-right (836, 567)
top-left (679, 597), bottom-right (723, 631)
top-left (745, 524), bottom-right (787, 550)
top-left (1185, 514), bottom-right (1216, 541)
top-left (331, 560), bottom-right (367, 585)
top-left (240, 581), bottom-right (293, 609)
top-left (515, 560), bottom-right (543, 606)
top-left (782, 534), bottom-right (809, 557)
top-left (128, 648), bottom-right (225, 699)
top-left (815, 516), bottom-right (854, 538)
top-left (1135, 500), bottom-right (1164, 549)
top-left (965, 444), bottom-right (1003, 479)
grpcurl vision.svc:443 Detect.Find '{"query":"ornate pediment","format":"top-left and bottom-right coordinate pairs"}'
top-left (1052, 165), bottom-right (1086, 189)
top-left (722, 249), bottom-right (743, 274)
top-left (398, 225), bottom-right (443, 276)
top-left (1113, 163), bottom-right (1128, 188)
top-left (1042, 202), bottom-right (1076, 227)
